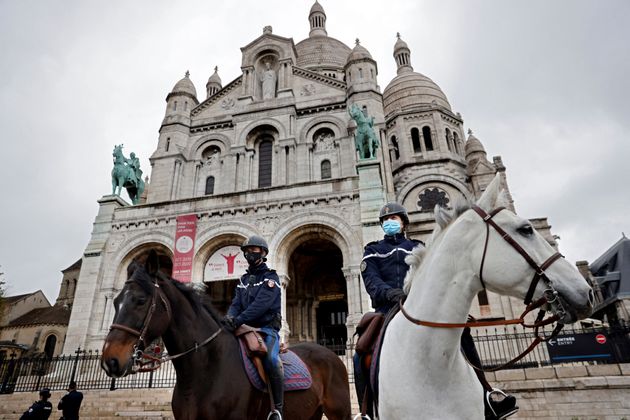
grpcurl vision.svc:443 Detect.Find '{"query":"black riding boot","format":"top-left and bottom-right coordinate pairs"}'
top-left (268, 369), bottom-right (284, 420)
top-left (461, 327), bottom-right (519, 420)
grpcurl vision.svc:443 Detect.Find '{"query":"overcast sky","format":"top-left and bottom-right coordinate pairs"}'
top-left (0, 0), bottom-right (628, 302)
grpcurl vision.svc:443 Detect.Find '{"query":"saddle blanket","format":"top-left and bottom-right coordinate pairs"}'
top-left (238, 340), bottom-right (312, 392)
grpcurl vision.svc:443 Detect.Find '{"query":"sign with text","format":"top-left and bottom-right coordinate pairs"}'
top-left (204, 245), bottom-right (248, 282)
top-left (172, 214), bottom-right (197, 282)
top-left (546, 332), bottom-right (614, 363)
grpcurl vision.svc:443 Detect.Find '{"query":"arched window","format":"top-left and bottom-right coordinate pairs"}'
top-left (184, 101), bottom-right (188, 111)
top-left (173, 101), bottom-right (177, 111)
top-left (423, 126), bottom-right (433, 151)
top-left (445, 128), bottom-right (453, 152)
top-left (165, 137), bottom-right (170, 152)
top-left (453, 132), bottom-right (460, 154)
top-left (411, 128), bottom-right (421, 153)
top-left (321, 160), bottom-right (332, 179)
top-left (258, 139), bottom-right (273, 188)
top-left (205, 176), bottom-right (215, 195)
top-left (391, 136), bottom-right (400, 160)
top-left (359, 68), bottom-right (363, 78)
top-left (44, 335), bottom-right (57, 359)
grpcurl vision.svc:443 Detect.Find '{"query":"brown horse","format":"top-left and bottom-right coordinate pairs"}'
top-left (101, 251), bottom-right (352, 420)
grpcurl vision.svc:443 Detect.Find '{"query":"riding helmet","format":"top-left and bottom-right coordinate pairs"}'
top-left (241, 235), bottom-right (269, 254)
top-left (379, 202), bottom-right (409, 225)
top-left (39, 388), bottom-right (51, 398)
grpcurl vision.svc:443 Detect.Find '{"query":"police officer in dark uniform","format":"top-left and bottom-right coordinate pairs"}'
top-left (222, 235), bottom-right (284, 420)
top-left (20, 388), bottom-right (53, 420)
top-left (353, 202), bottom-right (420, 418)
top-left (356, 203), bottom-right (518, 420)
top-left (58, 381), bottom-right (83, 420)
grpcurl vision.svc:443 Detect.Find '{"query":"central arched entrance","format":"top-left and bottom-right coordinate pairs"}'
top-left (286, 238), bottom-right (347, 348)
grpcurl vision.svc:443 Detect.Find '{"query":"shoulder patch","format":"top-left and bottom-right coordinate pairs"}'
top-left (267, 279), bottom-right (276, 288)
top-left (360, 260), bottom-right (367, 272)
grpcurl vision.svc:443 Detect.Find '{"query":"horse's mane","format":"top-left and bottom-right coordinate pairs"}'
top-left (402, 199), bottom-right (471, 293)
top-left (129, 261), bottom-right (224, 325)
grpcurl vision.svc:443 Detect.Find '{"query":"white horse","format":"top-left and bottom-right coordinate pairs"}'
top-left (378, 175), bottom-right (594, 419)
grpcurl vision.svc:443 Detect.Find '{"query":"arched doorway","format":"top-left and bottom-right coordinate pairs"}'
top-left (198, 234), bottom-right (249, 315)
top-left (286, 238), bottom-right (347, 348)
top-left (43, 334), bottom-right (57, 358)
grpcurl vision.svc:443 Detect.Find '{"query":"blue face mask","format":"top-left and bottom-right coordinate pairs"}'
top-left (382, 220), bottom-right (402, 236)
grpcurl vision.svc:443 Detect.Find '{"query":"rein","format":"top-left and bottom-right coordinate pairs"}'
top-left (109, 276), bottom-right (222, 373)
top-left (399, 205), bottom-right (567, 372)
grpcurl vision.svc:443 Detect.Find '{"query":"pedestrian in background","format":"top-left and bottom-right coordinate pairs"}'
top-left (58, 381), bottom-right (83, 420)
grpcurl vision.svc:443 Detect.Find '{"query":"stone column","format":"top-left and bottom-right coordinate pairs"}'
top-left (344, 266), bottom-right (370, 342)
top-left (63, 195), bottom-right (128, 353)
top-left (279, 273), bottom-right (291, 343)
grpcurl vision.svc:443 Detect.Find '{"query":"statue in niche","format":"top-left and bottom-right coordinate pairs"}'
top-left (314, 131), bottom-right (335, 152)
top-left (260, 61), bottom-right (277, 100)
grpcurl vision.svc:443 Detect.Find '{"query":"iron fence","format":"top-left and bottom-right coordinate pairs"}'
top-left (1, 324), bottom-right (628, 394)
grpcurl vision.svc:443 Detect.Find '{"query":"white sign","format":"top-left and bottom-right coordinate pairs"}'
top-left (204, 245), bottom-right (248, 281)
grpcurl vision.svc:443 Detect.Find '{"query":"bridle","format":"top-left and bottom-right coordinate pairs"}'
top-left (109, 274), bottom-right (222, 373)
top-left (399, 205), bottom-right (567, 371)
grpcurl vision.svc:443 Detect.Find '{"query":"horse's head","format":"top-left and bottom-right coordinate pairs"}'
top-left (101, 251), bottom-right (171, 378)
top-left (437, 175), bottom-right (593, 324)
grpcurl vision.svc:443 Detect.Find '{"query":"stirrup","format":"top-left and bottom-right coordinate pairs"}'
top-left (267, 409), bottom-right (282, 420)
top-left (486, 389), bottom-right (518, 420)
top-left (353, 414), bottom-right (371, 420)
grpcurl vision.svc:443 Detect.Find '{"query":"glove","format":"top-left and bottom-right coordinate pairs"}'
top-left (385, 288), bottom-right (406, 303)
top-left (221, 315), bottom-right (238, 332)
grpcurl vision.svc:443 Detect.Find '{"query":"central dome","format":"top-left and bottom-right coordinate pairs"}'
top-left (383, 71), bottom-right (451, 115)
top-left (296, 35), bottom-right (351, 69)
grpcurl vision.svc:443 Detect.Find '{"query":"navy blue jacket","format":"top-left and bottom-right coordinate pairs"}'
top-left (227, 263), bottom-right (281, 330)
top-left (58, 390), bottom-right (83, 420)
top-left (361, 233), bottom-right (423, 313)
top-left (20, 400), bottom-right (52, 420)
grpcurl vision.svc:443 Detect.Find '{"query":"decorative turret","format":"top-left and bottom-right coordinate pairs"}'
top-left (464, 129), bottom-right (487, 166)
top-left (345, 39), bottom-right (378, 95)
top-left (165, 71), bottom-right (198, 119)
top-left (309, 0), bottom-right (327, 37)
top-left (206, 66), bottom-right (222, 99)
top-left (393, 32), bottom-right (413, 75)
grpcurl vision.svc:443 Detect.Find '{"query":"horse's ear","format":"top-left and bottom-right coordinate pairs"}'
top-left (145, 250), bottom-right (160, 276)
top-left (127, 261), bottom-right (138, 278)
top-left (475, 173), bottom-right (504, 211)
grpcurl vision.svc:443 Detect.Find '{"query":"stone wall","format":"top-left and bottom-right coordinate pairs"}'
top-left (1, 364), bottom-right (628, 419)
top-left (490, 363), bottom-right (630, 420)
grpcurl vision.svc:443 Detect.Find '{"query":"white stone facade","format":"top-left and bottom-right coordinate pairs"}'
top-left (63, 2), bottom-right (558, 353)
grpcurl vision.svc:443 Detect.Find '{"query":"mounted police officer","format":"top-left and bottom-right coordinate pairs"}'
top-left (355, 202), bottom-right (518, 420)
top-left (20, 388), bottom-right (53, 420)
top-left (222, 235), bottom-right (284, 420)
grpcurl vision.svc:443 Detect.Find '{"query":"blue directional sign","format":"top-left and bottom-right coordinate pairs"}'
top-left (546, 332), bottom-right (614, 362)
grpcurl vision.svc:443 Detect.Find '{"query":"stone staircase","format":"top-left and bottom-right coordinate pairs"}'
top-left (0, 389), bottom-right (175, 420)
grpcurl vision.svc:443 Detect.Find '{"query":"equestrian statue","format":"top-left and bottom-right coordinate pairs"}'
top-left (349, 103), bottom-right (380, 159)
top-left (111, 144), bottom-right (145, 205)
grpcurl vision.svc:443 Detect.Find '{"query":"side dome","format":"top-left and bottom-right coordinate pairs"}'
top-left (346, 40), bottom-right (373, 63)
top-left (383, 71), bottom-right (451, 115)
top-left (296, 36), bottom-right (352, 69)
top-left (465, 130), bottom-right (487, 159)
top-left (171, 71), bottom-right (197, 98)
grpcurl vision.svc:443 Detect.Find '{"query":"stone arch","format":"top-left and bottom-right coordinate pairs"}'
top-left (269, 212), bottom-right (361, 273)
top-left (193, 221), bottom-right (260, 279)
top-left (238, 118), bottom-right (286, 146)
top-left (189, 134), bottom-right (231, 161)
top-left (243, 44), bottom-right (284, 68)
top-left (300, 115), bottom-right (346, 143)
top-left (107, 231), bottom-right (174, 290)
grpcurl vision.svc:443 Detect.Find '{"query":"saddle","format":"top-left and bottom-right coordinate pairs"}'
top-left (235, 325), bottom-right (312, 393)
top-left (355, 312), bottom-right (384, 356)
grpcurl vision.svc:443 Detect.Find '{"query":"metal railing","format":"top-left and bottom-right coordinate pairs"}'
top-left (1, 323), bottom-right (628, 394)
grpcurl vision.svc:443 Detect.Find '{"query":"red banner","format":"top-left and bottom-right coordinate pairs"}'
top-left (172, 214), bottom-right (197, 282)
